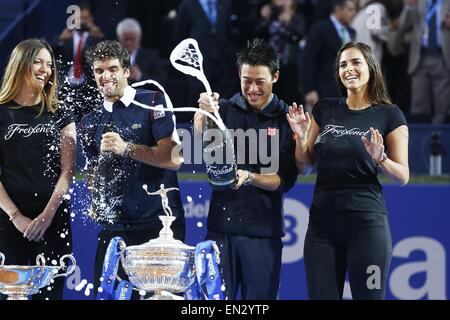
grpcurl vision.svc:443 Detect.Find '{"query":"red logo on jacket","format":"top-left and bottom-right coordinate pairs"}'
top-left (267, 127), bottom-right (277, 136)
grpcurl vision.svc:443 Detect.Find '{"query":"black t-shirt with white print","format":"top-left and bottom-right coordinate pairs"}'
top-left (0, 101), bottom-right (74, 218)
top-left (310, 98), bottom-right (407, 217)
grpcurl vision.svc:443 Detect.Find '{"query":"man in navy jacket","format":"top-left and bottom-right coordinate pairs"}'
top-left (194, 39), bottom-right (298, 300)
top-left (302, 0), bottom-right (356, 107)
top-left (80, 41), bottom-right (184, 297)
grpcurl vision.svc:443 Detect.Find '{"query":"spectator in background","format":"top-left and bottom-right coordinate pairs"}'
top-left (352, 0), bottom-right (391, 62)
top-left (302, 0), bottom-right (334, 30)
top-left (382, 0), bottom-right (412, 116)
top-left (116, 18), bottom-right (167, 85)
top-left (228, 0), bottom-right (267, 48)
top-left (302, 0), bottom-right (357, 110)
top-left (174, 0), bottom-right (239, 108)
top-left (391, 0), bottom-right (450, 123)
top-left (84, 0), bottom-right (136, 41)
top-left (133, 0), bottom-right (181, 56)
top-left (258, 0), bottom-right (306, 104)
top-left (53, 2), bottom-right (104, 121)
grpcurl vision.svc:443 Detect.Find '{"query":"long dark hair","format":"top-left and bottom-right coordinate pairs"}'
top-left (334, 41), bottom-right (392, 105)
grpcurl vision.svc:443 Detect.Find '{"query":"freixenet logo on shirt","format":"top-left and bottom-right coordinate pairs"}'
top-left (4, 123), bottom-right (55, 140)
top-left (319, 124), bottom-right (369, 139)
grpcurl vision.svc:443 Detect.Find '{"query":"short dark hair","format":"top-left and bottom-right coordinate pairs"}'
top-left (332, 0), bottom-right (351, 11)
top-left (236, 38), bottom-right (280, 78)
top-left (86, 40), bottom-right (131, 69)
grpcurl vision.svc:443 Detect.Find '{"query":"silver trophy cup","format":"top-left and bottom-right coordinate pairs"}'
top-left (0, 252), bottom-right (76, 300)
top-left (118, 185), bottom-right (196, 300)
top-left (119, 215), bottom-right (196, 300)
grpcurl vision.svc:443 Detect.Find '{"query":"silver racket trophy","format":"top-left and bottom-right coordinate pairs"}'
top-left (170, 38), bottom-right (238, 189)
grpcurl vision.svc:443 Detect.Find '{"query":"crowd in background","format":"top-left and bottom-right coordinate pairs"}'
top-left (50, 0), bottom-right (450, 123)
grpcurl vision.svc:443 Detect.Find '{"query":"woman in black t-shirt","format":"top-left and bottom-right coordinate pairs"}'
top-left (287, 42), bottom-right (409, 299)
top-left (0, 39), bottom-right (76, 300)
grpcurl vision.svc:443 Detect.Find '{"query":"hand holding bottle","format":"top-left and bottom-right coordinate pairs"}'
top-left (101, 132), bottom-right (127, 156)
top-left (198, 92), bottom-right (220, 113)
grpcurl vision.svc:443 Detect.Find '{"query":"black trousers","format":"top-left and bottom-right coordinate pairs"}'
top-left (304, 211), bottom-right (392, 300)
top-left (0, 205), bottom-right (72, 300)
top-left (206, 230), bottom-right (282, 300)
top-left (94, 223), bottom-right (185, 299)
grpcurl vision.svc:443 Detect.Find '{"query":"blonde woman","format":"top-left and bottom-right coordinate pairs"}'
top-left (0, 39), bottom-right (76, 300)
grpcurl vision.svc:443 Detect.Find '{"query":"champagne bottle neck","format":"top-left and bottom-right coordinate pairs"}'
top-left (206, 116), bottom-right (217, 128)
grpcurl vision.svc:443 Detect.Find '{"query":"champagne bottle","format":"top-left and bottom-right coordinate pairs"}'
top-left (202, 116), bottom-right (238, 190)
top-left (91, 122), bottom-right (125, 223)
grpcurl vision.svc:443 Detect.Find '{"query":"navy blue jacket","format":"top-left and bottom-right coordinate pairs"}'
top-left (207, 93), bottom-right (298, 238)
top-left (80, 87), bottom-right (184, 231)
top-left (303, 18), bottom-right (356, 98)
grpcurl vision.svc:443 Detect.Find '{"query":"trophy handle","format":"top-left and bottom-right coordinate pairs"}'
top-left (118, 239), bottom-right (127, 266)
top-left (36, 254), bottom-right (46, 267)
top-left (0, 252), bottom-right (4, 265)
top-left (33, 254), bottom-right (47, 280)
top-left (53, 254), bottom-right (76, 279)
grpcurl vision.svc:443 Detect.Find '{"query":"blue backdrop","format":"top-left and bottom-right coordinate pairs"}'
top-left (65, 181), bottom-right (450, 300)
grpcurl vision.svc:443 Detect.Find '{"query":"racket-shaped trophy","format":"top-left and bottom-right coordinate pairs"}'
top-left (170, 38), bottom-right (237, 190)
top-left (170, 38), bottom-right (225, 129)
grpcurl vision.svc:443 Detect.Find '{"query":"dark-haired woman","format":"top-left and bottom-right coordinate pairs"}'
top-left (287, 42), bottom-right (409, 300)
top-left (0, 39), bottom-right (76, 300)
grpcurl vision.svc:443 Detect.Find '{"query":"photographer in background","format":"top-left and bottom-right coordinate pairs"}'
top-left (53, 2), bottom-right (104, 121)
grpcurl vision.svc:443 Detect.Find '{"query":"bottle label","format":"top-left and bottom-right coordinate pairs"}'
top-left (203, 128), bottom-right (237, 190)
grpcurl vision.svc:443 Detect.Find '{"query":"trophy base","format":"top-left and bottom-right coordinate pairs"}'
top-left (147, 294), bottom-right (174, 300)
top-left (0, 286), bottom-right (35, 300)
top-left (6, 294), bottom-right (28, 300)
top-left (147, 290), bottom-right (184, 300)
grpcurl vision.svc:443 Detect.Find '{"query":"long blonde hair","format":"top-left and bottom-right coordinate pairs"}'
top-left (0, 39), bottom-right (59, 114)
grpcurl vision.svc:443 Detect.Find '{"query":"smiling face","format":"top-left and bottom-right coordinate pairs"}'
top-left (93, 58), bottom-right (130, 102)
top-left (239, 64), bottom-right (279, 110)
top-left (338, 47), bottom-right (370, 94)
top-left (0, 39), bottom-right (59, 111)
top-left (31, 48), bottom-right (53, 90)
